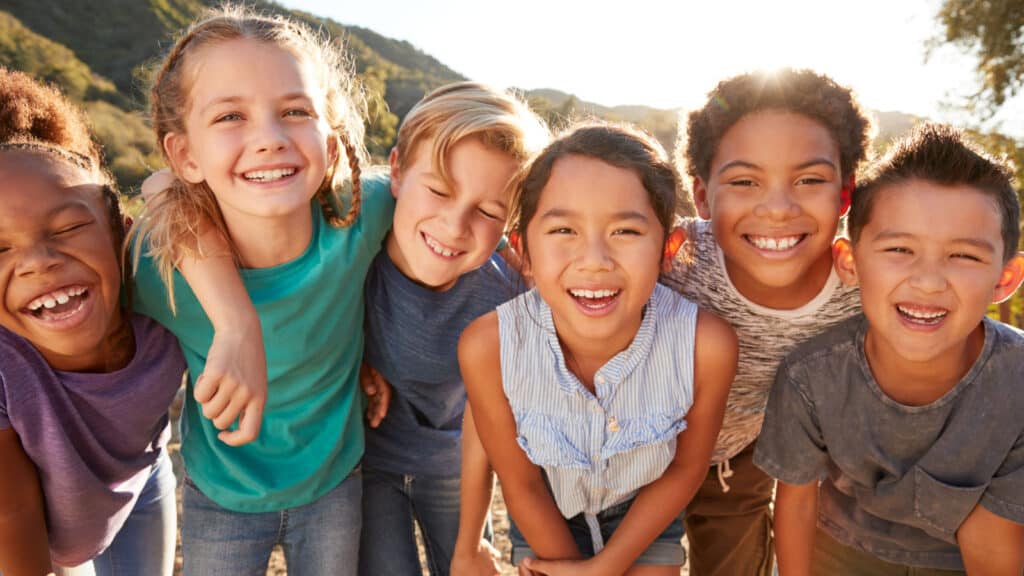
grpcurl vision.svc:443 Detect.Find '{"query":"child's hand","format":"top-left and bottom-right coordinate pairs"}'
top-left (451, 538), bottom-right (502, 576)
top-left (360, 363), bottom-right (391, 428)
top-left (196, 326), bottom-right (267, 446)
top-left (139, 168), bottom-right (175, 200)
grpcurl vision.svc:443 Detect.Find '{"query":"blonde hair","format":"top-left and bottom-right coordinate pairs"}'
top-left (393, 82), bottom-right (549, 191)
top-left (132, 4), bottom-right (368, 307)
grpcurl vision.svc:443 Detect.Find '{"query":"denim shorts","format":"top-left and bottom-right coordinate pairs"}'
top-left (509, 497), bottom-right (686, 566)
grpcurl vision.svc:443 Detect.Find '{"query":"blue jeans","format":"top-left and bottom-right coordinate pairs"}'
top-left (181, 464), bottom-right (362, 576)
top-left (360, 466), bottom-right (490, 576)
top-left (56, 451), bottom-right (177, 576)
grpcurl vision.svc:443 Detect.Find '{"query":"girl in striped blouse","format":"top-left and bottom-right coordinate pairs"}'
top-left (458, 123), bottom-right (738, 576)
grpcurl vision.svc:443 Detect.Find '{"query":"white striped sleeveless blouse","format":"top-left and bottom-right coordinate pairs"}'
top-left (497, 282), bottom-right (698, 552)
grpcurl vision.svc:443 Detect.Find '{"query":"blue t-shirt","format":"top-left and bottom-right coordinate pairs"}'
top-left (132, 173), bottom-right (394, 512)
top-left (363, 249), bottom-right (520, 476)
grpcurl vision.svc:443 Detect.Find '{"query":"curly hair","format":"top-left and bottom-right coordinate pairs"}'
top-left (849, 123), bottom-right (1020, 260)
top-left (680, 68), bottom-right (874, 184)
top-left (0, 67), bottom-right (129, 285)
top-left (133, 4), bottom-right (369, 307)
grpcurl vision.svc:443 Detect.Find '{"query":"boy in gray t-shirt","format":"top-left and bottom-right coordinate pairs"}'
top-left (755, 124), bottom-right (1024, 575)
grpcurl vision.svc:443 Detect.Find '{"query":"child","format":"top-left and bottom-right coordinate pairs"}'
top-left (660, 68), bottom-right (873, 576)
top-left (460, 122), bottom-right (738, 575)
top-left (0, 68), bottom-right (184, 575)
top-left (129, 7), bottom-right (393, 573)
top-left (756, 124), bottom-right (1024, 575)
top-left (358, 82), bottom-right (548, 576)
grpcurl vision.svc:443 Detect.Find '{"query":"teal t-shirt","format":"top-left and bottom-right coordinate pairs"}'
top-left (133, 173), bottom-right (394, 512)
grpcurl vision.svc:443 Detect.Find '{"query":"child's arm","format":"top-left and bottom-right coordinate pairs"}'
top-left (458, 312), bottom-right (581, 562)
top-left (523, 309), bottom-right (737, 576)
top-left (359, 362), bottom-right (392, 429)
top-left (0, 429), bottom-right (53, 575)
top-left (774, 480), bottom-right (819, 576)
top-left (451, 405), bottom-right (502, 576)
top-left (958, 503), bottom-right (1024, 574)
top-left (177, 240), bottom-right (266, 446)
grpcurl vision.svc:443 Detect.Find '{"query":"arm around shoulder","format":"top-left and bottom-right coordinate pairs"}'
top-left (958, 502), bottom-right (1024, 575)
top-left (0, 428), bottom-right (52, 575)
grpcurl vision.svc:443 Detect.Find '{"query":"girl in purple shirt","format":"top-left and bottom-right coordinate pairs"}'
top-left (0, 69), bottom-right (185, 575)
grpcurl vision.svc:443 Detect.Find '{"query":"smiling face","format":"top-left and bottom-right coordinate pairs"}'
top-left (522, 155), bottom-right (665, 356)
top-left (165, 37), bottom-right (334, 240)
top-left (837, 179), bottom-right (1024, 370)
top-left (695, 111), bottom-right (844, 309)
top-left (0, 151), bottom-right (125, 371)
top-left (386, 136), bottom-right (519, 291)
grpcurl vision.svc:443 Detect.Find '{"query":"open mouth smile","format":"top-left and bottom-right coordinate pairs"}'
top-left (242, 168), bottom-right (297, 183)
top-left (22, 284), bottom-right (92, 327)
top-left (896, 303), bottom-right (948, 327)
top-left (422, 232), bottom-right (465, 259)
top-left (743, 233), bottom-right (808, 253)
top-left (568, 288), bottom-right (621, 315)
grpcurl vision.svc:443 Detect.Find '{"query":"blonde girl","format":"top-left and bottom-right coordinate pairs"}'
top-left (130, 7), bottom-right (393, 573)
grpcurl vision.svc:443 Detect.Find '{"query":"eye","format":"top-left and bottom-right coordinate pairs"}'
top-left (547, 227), bottom-right (574, 235)
top-left (55, 221), bottom-right (92, 236)
top-left (612, 228), bottom-right (642, 236)
top-left (883, 246), bottom-right (912, 255)
top-left (428, 187), bottom-right (449, 198)
top-left (727, 178), bottom-right (756, 187)
top-left (284, 108), bottom-right (313, 118)
top-left (214, 112), bottom-right (243, 123)
top-left (478, 207), bottom-right (501, 221)
top-left (951, 252), bottom-right (983, 263)
top-left (795, 176), bottom-right (827, 186)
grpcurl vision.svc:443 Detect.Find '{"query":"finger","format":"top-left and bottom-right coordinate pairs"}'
top-left (374, 373), bottom-right (391, 417)
top-left (193, 368), bottom-right (224, 404)
top-left (212, 391), bottom-right (248, 430)
top-left (359, 366), bottom-right (377, 396)
top-left (199, 378), bottom-right (236, 424)
top-left (219, 398), bottom-right (264, 446)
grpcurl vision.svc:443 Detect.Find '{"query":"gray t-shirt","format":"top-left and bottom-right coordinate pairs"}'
top-left (0, 314), bottom-right (185, 566)
top-left (661, 218), bottom-right (861, 463)
top-left (754, 314), bottom-right (1024, 571)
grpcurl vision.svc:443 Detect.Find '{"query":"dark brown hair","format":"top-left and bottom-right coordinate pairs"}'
top-left (680, 68), bottom-right (873, 184)
top-left (848, 123), bottom-right (1021, 261)
top-left (509, 121), bottom-right (686, 258)
top-left (0, 66), bottom-right (128, 279)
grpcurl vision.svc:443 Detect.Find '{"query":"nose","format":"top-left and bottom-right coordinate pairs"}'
top-left (16, 242), bottom-right (64, 278)
top-left (576, 234), bottom-right (613, 272)
top-left (253, 117), bottom-right (289, 154)
top-left (907, 259), bottom-right (949, 294)
top-left (439, 205), bottom-right (471, 240)
top-left (752, 183), bottom-right (801, 221)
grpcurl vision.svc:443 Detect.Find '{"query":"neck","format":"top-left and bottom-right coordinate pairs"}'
top-left (48, 313), bottom-right (135, 373)
top-left (864, 323), bottom-right (985, 406)
top-left (725, 249), bottom-right (834, 310)
top-left (553, 315), bottom-right (641, 394)
top-left (222, 204), bottom-right (314, 269)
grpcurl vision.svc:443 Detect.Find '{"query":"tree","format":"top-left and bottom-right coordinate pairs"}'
top-left (933, 0), bottom-right (1024, 116)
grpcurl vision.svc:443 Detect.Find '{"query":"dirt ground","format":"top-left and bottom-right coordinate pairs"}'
top-left (168, 390), bottom-right (689, 575)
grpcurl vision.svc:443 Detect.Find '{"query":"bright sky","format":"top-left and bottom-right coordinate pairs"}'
top-left (280, 0), bottom-right (1024, 138)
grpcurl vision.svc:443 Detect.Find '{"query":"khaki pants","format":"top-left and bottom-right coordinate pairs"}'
top-left (812, 528), bottom-right (967, 576)
top-left (684, 443), bottom-right (775, 576)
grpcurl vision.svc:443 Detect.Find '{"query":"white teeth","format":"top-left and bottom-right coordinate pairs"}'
top-left (243, 168), bottom-right (296, 182)
top-left (27, 286), bottom-right (87, 312)
top-left (897, 305), bottom-right (947, 320)
top-left (424, 234), bottom-right (459, 257)
top-left (749, 235), bottom-right (801, 251)
top-left (570, 289), bottom-right (618, 299)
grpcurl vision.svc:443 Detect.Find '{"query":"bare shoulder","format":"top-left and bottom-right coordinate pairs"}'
top-left (693, 308), bottom-right (738, 386)
top-left (458, 311), bottom-right (502, 394)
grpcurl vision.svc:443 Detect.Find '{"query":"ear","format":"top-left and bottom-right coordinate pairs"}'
top-left (510, 231), bottom-right (530, 277)
top-left (163, 132), bottom-right (204, 184)
top-left (388, 147), bottom-right (401, 199)
top-left (661, 226), bottom-right (687, 274)
top-left (992, 252), bottom-right (1024, 303)
top-left (832, 237), bottom-right (859, 287)
top-left (693, 176), bottom-right (711, 219)
top-left (839, 175), bottom-right (855, 217)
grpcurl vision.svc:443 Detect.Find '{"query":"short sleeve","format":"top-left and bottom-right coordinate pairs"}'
top-left (357, 171), bottom-right (396, 251)
top-left (980, 430), bottom-right (1024, 524)
top-left (753, 357), bottom-right (830, 485)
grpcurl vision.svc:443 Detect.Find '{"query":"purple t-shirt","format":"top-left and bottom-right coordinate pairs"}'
top-left (0, 313), bottom-right (185, 565)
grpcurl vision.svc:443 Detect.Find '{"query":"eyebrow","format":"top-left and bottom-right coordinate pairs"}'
top-left (199, 92), bottom-right (314, 115)
top-left (715, 157), bottom-right (838, 176)
top-left (539, 208), bottom-right (650, 222)
top-left (872, 230), bottom-right (997, 253)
